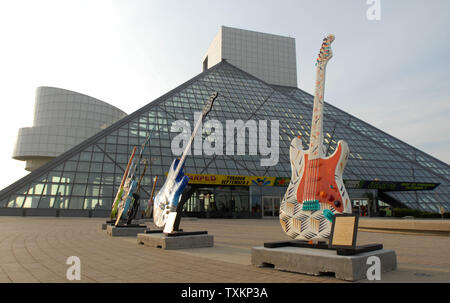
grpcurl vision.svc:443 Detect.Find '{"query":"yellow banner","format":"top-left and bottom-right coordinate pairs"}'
top-left (185, 173), bottom-right (277, 186)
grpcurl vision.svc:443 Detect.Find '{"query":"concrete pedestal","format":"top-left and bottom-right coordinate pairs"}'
top-left (137, 232), bottom-right (214, 250)
top-left (132, 218), bottom-right (153, 225)
top-left (102, 222), bottom-right (115, 230)
top-left (251, 246), bottom-right (397, 281)
top-left (106, 225), bottom-right (147, 237)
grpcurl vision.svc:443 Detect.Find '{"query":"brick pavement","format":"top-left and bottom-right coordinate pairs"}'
top-left (0, 217), bottom-right (448, 283)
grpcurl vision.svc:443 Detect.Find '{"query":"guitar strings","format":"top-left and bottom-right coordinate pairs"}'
top-left (308, 65), bottom-right (321, 205)
top-left (313, 63), bottom-right (325, 210)
top-left (310, 64), bottom-right (324, 209)
top-left (302, 40), bottom-right (328, 211)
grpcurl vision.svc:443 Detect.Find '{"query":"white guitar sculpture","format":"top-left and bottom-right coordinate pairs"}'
top-left (153, 91), bottom-right (218, 234)
top-left (279, 34), bottom-right (352, 242)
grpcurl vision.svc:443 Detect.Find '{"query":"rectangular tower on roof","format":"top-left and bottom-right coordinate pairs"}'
top-left (202, 26), bottom-right (298, 87)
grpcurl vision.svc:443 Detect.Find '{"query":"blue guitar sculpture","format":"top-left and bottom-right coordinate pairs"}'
top-left (153, 91), bottom-right (218, 233)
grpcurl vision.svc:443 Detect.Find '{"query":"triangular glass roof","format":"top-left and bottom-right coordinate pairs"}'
top-left (0, 60), bottom-right (448, 213)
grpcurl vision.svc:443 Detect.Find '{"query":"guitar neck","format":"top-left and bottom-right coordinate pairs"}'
top-left (309, 35), bottom-right (334, 160)
top-left (166, 91), bottom-right (217, 187)
top-left (130, 135), bottom-right (151, 179)
top-left (171, 113), bottom-right (204, 182)
top-left (309, 62), bottom-right (327, 159)
top-left (149, 176), bottom-right (158, 200)
top-left (121, 147), bottom-right (137, 186)
top-left (135, 161), bottom-right (148, 193)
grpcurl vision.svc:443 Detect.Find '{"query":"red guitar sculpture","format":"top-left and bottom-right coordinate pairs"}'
top-left (279, 34), bottom-right (352, 241)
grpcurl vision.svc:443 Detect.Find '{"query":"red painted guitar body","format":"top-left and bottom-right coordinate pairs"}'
top-left (280, 137), bottom-right (351, 241)
top-left (296, 142), bottom-right (347, 214)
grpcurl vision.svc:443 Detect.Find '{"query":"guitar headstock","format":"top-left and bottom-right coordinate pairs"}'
top-left (202, 91), bottom-right (219, 116)
top-left (316, 34), bottom-right (335, 66)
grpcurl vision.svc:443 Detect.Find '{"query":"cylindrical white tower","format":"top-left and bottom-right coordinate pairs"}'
top-left (13, 87), bottom-right (127, 171)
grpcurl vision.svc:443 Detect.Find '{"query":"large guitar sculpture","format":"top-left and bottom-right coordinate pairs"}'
top-left (153, 91), bottom-right (218, 234)
top-left (279, 34), bottom-right (351, 242)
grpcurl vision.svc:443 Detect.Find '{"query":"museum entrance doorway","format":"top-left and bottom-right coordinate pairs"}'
top-left (352, 198), bottom-right (369, 216)
top-left (262, 196), bottom-right (280, 218)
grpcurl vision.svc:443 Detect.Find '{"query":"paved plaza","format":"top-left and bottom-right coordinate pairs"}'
top-left (0, 216), bottom-right (449, 283)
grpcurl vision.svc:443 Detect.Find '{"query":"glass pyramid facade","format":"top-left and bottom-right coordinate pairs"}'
top-left (0, 60), bottom-right (449, 215)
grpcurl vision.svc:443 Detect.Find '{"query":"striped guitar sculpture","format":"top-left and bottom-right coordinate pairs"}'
top-left (115, 135), bottom-right (151, 225)
top-left (110, 146), bottom-right (137, 219)
top-left (279, 34), bottom-right (351, 242)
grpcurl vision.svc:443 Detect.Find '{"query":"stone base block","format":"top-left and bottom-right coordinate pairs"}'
top-left (102, 223), bottom-right (116, 230)
top-left (106, 225), bottom-right (147, 237)
top-left (251, 246), bottom-right (397, 281)
top-left (137, 232), bottom-right (213, 250)
top-left (132, 218), bottom-right (153, 225)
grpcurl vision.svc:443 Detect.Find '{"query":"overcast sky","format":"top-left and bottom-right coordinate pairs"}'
top-left (0, 0), bottom-right (449, 190)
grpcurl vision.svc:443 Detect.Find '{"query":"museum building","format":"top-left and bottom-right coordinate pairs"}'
top-left (0, 26), bottom-right (448, 218)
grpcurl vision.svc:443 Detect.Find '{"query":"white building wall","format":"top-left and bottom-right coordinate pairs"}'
top-left (202, 28), bottom-right (222, 70)
top-left (203, 26), bottom-right (298, 87)
top-left (13, 87), bottom-right (127, 171)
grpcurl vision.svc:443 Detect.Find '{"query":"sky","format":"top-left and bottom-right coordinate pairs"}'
top-left (0, 0), bottom-right (449, 190)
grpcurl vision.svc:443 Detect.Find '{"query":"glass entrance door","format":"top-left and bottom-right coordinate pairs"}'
top-left (262, 196), bottom-right (281, 217)
top-left (274, 197), bottom-right (280, 216)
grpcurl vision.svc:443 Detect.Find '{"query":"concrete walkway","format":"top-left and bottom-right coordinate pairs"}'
top-left (0, 217), bottom-right (448, 283)
top-left (358, 217), bottom-right (450, 236)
